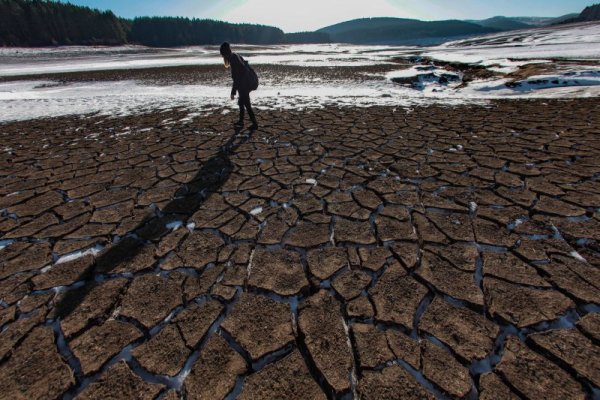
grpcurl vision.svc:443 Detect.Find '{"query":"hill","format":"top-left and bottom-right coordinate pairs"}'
top-left (318, 17), bottom-right (499, 45)
top-left (560, 3), bottom-right (600, 24)
top-left (577, 3), bottom-right (600, 21)
top-left (0, 0), bottom-right (286, 46)
top-left (474, 16), bottom-right (532, 31)
top-left (510, 17), bottom-right (553, 26)
top-left (510, 15), bottom-right (579, 26)
top-left (545, 14), bottom-right (581, 25)
top-left (0, 0), bottom-right (129, 46)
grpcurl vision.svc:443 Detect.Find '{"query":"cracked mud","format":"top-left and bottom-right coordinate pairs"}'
top-left (1, 99), bottom-right (599, 399)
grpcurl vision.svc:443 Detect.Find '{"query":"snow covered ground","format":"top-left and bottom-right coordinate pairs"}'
top-left (0, 22), bottom-right (599, 121)
top-left (0, 44), bottom-right (410, 76)
top-left (424, 22), bottom-right (600, 73)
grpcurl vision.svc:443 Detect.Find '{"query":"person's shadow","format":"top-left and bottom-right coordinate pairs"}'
top-left (53, 126), bottom-right (253, 320)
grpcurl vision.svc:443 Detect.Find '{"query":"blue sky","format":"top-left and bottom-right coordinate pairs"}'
top-left (65, 0), bottom-right (595, 32)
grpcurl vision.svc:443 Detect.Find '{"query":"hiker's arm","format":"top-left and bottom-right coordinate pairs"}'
top-left (231, 79), bottom-right (237, 98)
top-left (230, 56), bottom-right (242, 97)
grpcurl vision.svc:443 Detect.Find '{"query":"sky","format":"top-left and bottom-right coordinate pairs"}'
top-left (65, 0), bottom-right (595, 32)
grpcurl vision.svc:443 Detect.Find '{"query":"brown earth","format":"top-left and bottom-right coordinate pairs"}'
top-left (1, 98), bottom-right (599, 399)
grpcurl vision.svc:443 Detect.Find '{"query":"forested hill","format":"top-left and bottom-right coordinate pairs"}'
top-left (0, 0), bottom-right (129, 45)
top-left (129, 17), bottom-right (284, 47)
top-left (0, 0), bottom-right (285, 46)
top-left (580, 3), bottom-right (600, 21)
top-left (318, 18), bottom-right (499, 45)
top-left (561, 3), bottom-right (600, 23)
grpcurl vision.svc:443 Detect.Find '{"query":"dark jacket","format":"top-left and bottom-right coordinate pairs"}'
top-left (229, 52), bottom-right (246, 97)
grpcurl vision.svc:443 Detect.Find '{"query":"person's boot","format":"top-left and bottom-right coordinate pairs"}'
top-left (248, 110), bottom-right (258, 130)
top-left (235, 108), bottom-right (244, 127)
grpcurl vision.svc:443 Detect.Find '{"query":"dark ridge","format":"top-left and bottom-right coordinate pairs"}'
top-left (317, 17), bottom-right (501, 45)
top-left (558, 3), bottom-right (600, 24)
top-left (472, 16), bottom-right (532, 31)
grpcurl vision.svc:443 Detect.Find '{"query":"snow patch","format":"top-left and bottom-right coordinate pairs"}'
top-left (433, 22), bottom-right (600, 62)
top-left (250, 206), bottom-right (263, 216)
top-left (469, 202), bottom-right (478, 213)
top-left (56, 244), bottom-right (104, 264)
top-left (166, 220), bottom-right (184, 231)
top-left (570, 250), bottom-right (587, 263)
top-left (0, 43), bottom-right (410, 77)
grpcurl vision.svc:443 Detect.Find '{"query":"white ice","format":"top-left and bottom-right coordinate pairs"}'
top-left (166, 220), bottom-right (184, 230)
top-left (570, 250), bottom-right (588, 263)
top-left (55, 244), bottom-right (104, 264)
top-left (0, 240), bottom-right (14, 251)
top-left (469, 202), bottom-right (478, 213)
top-left (250, 206), bottom-right (263, 216)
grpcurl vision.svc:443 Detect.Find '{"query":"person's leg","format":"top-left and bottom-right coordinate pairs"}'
top-left (241, 91), bottom-right (258, 129)
top-left (236, 96), bottom-right (245, 126)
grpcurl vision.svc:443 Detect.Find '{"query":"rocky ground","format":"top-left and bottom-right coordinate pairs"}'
top-left (1, 99), bottom-right (599, 399)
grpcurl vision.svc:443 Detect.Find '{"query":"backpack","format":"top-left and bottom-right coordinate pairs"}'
top-left (238, 54), bottom-right (259, 92)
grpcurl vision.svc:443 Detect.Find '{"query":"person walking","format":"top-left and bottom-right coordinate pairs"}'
top-left (220, 42), bottom-right (259, 130)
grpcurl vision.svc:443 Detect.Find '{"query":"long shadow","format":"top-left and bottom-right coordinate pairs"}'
top-left (54, 126), bottom-right (253, 320)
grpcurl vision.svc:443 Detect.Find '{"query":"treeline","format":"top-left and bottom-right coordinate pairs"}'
top-left (0, 0), bottom-right (129, 46)
top-left (0, 0), bottom-right (329, 47)
top-left (129, 17), bottom-right (285, 47)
